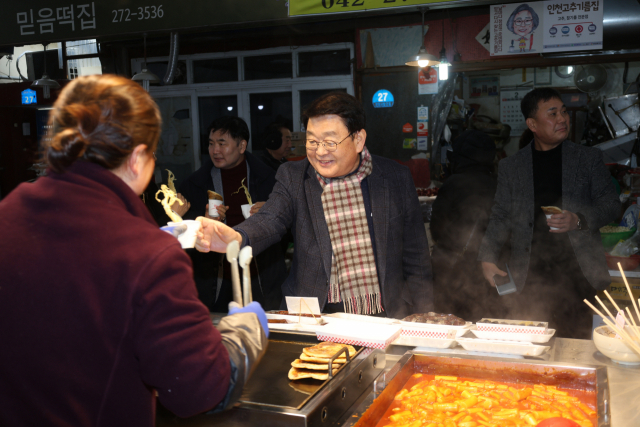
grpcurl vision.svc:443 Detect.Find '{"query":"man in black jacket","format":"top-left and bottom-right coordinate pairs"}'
top-left (179, 117), bottom-right (287, 311)
top-left (430, 130), bottom-right (500, 322)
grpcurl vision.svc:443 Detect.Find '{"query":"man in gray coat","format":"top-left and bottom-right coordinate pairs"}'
top-left (478, 88), bottom-right (620, 338)
top-left (195, 92), bottom-right (433, 319)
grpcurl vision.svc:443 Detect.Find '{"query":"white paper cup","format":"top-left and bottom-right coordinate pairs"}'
top-left (168, 220), bottom-right (200, 249)
top-left (208, 199), bottom-right (224, 217)
top-left (241, 204), bottom-right (253, 219)
top-left (545, 214), bottom-right (560, 231)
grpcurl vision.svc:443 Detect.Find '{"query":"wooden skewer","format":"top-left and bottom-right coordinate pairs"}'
top-left (625, 307), bottom-right (640, 343)
top-left (584, 299), bottom-right (640, 355)
top-left (617, 262), bottom-right (640, 325)
top-left (595, 295), bottom-right (618, 324)
top-left (603, 290), bottom-right (623, 313)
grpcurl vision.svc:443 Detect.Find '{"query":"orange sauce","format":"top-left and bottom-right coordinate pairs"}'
top-left (375, 374), bottom-right (597, 427)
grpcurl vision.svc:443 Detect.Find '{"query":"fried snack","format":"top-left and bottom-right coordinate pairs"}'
top-left (402, 312), bottom-right (466, 326)
top-left (288, 366), bottom-right (339, 381)
top-left (155, 184), bottom-right (183, 223)
top-left (291, 359), bottom-right (341, 370)
top-left (302, 342), bottom-right (356, 359)
top-left (207, 190), bottom-right (223, 201)
top-left (299, 353), bottom-right (347, 364)
top-left (542, 206), bottom-right (563, 215)
top-left (232, 177), bottom-right (252, 204)
top-left (166, 169), bottom-right (178, 194)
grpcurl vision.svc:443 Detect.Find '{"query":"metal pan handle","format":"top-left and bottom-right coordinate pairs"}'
top-left (327, 345), bottom-right (350, 379)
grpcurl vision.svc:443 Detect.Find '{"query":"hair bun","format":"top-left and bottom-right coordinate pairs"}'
top-left (47, 128), bottom-right (88, 172)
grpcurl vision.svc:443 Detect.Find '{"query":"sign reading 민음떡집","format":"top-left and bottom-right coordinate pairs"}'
top-left (490, 1), bottom-right (602, 56)
top-left (289, 0), bottom-right (459, 17)
top-left (1, 0), bottom-right (288, 46)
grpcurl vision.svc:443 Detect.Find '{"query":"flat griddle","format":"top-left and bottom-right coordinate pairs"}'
top-left (156, 330), bottom-right (385, 427)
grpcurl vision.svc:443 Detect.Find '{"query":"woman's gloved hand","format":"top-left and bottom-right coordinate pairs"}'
top-left (228, 301), bottom-right (269, 338)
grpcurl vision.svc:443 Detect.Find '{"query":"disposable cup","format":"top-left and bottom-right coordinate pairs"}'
top-left (241, 204), bottom-right (253, 219)
top-left (208, 199), bottom-right (224, 217)
top-left (545, 214), bottom-right (560, 231)
top-left (168, 220), bottom-right (201, 249)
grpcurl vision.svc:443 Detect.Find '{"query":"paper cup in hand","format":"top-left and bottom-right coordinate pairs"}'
top-left (168, 220), bottom-right (200, 249)
top-left (542, 206), bottom-right (562, 231)
top-left (241, 204), bottom-right (253, 219)
top-left (208, 199), bottom-right (224, 217)
top-left (207, 190), bottom-right (224, 217)
top-left (545, 214), bottom-right (560, 231)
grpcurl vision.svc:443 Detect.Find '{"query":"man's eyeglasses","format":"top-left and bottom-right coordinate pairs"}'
top-left (306, 132), bottom-right (354, 152)
top-left (514, 18), bottom-right (533, 26)
top-left (152, 152), bottom-right (157, 160)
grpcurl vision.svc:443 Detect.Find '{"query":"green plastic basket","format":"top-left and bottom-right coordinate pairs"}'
top-left (601, 223), bottom-right (636, 251)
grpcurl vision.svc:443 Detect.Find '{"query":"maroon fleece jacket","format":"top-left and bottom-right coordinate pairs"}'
top-left (0, 161), bottom-right (230, 426)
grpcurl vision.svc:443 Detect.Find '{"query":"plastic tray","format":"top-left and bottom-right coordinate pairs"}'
top-left (392, 335), bottom-right (457, 349)
top-left (456, 337), bottom-right (550, 356)
top-left (400, 321), bottom-right (473, 339)
top-left (469, 325), bottom-right (555, 343)
top-left (316, 322), bottom-right (402, 350)
top-left (476, 318), bottom-right (548, 334)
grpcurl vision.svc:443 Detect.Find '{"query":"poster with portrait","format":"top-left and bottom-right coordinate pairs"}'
top-left (490, 3), bottom-right (545, 56)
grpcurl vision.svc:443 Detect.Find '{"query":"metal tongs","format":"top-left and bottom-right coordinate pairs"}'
top-left (225, 241), bottom-right (253, 306)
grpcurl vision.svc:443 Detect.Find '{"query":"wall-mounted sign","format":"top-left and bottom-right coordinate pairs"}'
top-left (418, 68), bottom-right (438, 95)
top-left (403, 123), bottom-right (414, 133)
top-left (372, 89), bottom-right (394, 108)
top-left (290, 0), bottom-right (459, 17)
top-left (489, 1), bottom-right (602, 56)
top-left (21, 88), bottom-right (37, 105)
top-left (1, 0), bottom-right (287, 45)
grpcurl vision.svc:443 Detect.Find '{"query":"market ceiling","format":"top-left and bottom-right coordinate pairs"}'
top-left (1, 0), bottom-right (528, 48)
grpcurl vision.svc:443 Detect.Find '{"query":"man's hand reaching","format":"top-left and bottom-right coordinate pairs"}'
top-left (195, 217), bottom-right (242, 253)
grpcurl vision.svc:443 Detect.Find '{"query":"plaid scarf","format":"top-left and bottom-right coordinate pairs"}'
top-left (316, 147), bottom-right (383, 315)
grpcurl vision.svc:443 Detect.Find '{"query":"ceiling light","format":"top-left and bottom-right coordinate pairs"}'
top-left (437, 21), bottom-right (451, 81)
top-left (258, 105), bottom-right (264, 110)
top-left (131, 33), bottom-right (160, 92)
top-left (227, 106), bottom-right (233, 111)
top-left (406, 8), bottom-right (440, 68)
top-left (31, 44), bottom-right (60, 99)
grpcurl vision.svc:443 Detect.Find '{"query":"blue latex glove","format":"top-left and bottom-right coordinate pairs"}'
top-left (228, 301), bottom-right (269, 338)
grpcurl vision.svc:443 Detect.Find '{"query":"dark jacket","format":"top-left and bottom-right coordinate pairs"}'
top-left (431, 164), bottom-right (497, 254)
top-left (430, 164), bottom-right (498, 321)
top-left (178, 152), bottom-right (287, 310)
top-left (256, 150), bottom-right (287, 172)
top-left (478, 141), bottom-right (621, 291)
top-left (235, 155), bottom-right (433, 319)
top-left (0, 162), bottom-right (266, 427)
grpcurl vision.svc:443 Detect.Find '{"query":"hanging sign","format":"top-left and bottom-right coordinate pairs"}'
top-left (289, 0), bottom-right (459, 17)
top-left (418, 67), bottom-right (438, 95)
top-left (372, 89), bottom-right (394, 108)
top-left (489, 1), bottom-right (602, 56)
top-left (21, 88), bottom-right (37, 105)
top-left (1, 0), bottom-right (288, 45)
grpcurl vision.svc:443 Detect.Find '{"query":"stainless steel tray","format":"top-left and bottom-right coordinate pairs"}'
top-left (355, 351), bottom-right (610, 427)
top-left (156, 331), bottom-right (385, 427)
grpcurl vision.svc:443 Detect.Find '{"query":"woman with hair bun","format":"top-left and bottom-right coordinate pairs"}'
top-left (0, 75), bottom-right (267, 426)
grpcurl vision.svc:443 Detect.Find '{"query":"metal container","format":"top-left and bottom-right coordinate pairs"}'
top-left (603, 93), bottom-right (640, 138)
top-left (157, 331), bottom-right (385, 427)
top-left (354, 352), bottom-right (610, 427)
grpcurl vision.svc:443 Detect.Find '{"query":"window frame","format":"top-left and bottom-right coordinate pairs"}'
top-left (131, 43), bottom-right (354, 170)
